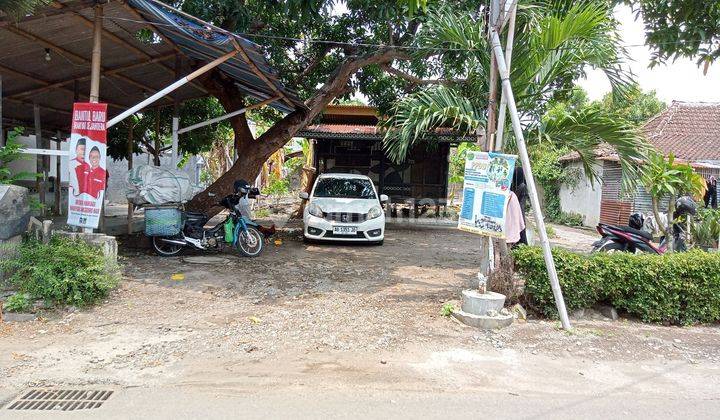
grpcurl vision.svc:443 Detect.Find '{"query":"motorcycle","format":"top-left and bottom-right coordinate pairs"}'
top-left (149, 180), bottom-right (268, 257)
top-left (592, 196), bottom-right (697, 254)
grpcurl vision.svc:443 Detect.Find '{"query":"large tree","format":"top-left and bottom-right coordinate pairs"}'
top-left (164, 0), bottom-right (484, 214)
top-left (625, 1), bottom-right (720, 71)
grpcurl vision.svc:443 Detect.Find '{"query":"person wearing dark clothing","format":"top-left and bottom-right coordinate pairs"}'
top-left (510, 166), bottom-right (528, 245)
top-left (704, 176), bottom-right (717, 209)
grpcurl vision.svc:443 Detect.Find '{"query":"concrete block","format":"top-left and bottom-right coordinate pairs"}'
top-left (452, 309), bottom-right (513, 329)
top-left (460, 290), bottom-right (506, 316)
top-left (53, 231), bottom-right (118, 265)
top-left (596, 305), bottom-right (619, 321)
top-left (0, 185), bottom-right (30, 240)
top-left (2, 312), bottom-right (37, 323)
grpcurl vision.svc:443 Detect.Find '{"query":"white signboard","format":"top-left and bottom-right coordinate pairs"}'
top-left (457, 151), bottom-right (517, 238)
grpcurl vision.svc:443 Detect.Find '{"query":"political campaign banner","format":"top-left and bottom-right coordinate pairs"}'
top-left (457, 151), bottom-right (517, 238)
top-left (67, 102), bottom-right (108, 229)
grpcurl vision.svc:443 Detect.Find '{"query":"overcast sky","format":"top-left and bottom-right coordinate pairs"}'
top-left (578, 5), bottom-right (720, 104)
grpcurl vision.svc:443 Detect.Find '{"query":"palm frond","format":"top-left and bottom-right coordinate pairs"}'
top-left (381, 85), bottom-right (483, 163)
top-left (0, 0), bottom-right (50, 19)
top-left (542, 106), bottom-right (648, 189)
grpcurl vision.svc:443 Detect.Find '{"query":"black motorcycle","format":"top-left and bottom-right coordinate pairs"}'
top-left (148, 180), bottom-right (266, 257)
top-left (592, 196), bottom-right (697, 254)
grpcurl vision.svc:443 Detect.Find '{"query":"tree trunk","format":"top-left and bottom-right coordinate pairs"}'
top-left (187, 48), bottom-right (408, 216)
top-left (667, 195), bottom-right (676, 252)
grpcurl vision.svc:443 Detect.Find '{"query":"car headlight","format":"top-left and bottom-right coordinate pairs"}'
top-left (367, 206), bottom-right (383, 219)
top-left (307, 203), bottom-right (323, 218)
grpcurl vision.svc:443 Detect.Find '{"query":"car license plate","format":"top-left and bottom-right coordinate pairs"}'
top-left (333, 226), bottom-right (357, 235)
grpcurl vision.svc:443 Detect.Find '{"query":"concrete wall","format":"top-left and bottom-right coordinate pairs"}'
top-left (559, 161), bottom-right (603, 227)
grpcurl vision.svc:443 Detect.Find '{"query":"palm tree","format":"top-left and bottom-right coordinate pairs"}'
top-left (0, 0), bottom-right (50, 19)
top-left (382, 1), bottom-right (647, 183)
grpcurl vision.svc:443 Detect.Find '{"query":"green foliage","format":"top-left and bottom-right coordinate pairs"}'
top-left (383, 0), bottom-right (644, 180)
top-left (692, 208), bottom-right (720, 249)
top-left (4, 293), bottom-right (31, 313)
top-left (529, 143), bottom-right (583, 225)
top-left (441, 303), bottom-right (455, 317)
top-left (262, 174), bottom-right (290, 200)
top-left (598, 87), bottom-right (666, 126)
top-left (0, 0), bottom-right (49, 19)
top-left (448, 142), bottom-right (480, 185)
top-left (627, 0), bottom-right (720, 68)
top-left (513, 246), bottom-right (720, 324)
top-left (1, 237), bottom-right (119, 308)
top-left (0, 127), bottom-right (39, 184)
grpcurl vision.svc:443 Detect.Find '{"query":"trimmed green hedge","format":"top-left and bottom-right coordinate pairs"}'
top-left (512, 246), bottom-right (720, 325)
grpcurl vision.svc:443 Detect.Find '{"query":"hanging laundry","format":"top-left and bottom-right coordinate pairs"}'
top-left (505, 191), bottom-right (525, 244)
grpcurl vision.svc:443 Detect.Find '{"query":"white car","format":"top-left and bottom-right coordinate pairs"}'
top-left (300, 173), bottom-right (387, 245)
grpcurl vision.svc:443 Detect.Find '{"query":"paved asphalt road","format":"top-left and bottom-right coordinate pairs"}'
top-left (2, 386), bottom-right (718, 419)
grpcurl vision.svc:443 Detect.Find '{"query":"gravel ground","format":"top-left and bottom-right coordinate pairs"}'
top-left (1, 226), bottom-right (719, 399)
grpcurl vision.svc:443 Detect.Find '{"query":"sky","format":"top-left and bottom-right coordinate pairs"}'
top-left (578, 5), bottom-right (720, 104)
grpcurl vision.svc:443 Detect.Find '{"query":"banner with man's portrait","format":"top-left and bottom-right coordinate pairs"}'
top-left (67, 102), bottom-right (108, 229)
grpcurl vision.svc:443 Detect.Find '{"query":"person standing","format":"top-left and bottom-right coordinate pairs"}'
top-left (704, 176), bottom-right (717, 209)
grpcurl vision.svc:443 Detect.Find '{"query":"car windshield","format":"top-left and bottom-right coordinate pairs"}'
top-left (313, 177), bottom-right (376, 199)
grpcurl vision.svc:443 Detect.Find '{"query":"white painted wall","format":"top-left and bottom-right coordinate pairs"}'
top-left (559, 161), bottom-right (603, 227)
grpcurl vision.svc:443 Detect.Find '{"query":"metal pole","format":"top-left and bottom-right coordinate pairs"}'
top-left (495, 1), bottom-right (517, 151)
top-left (89, 4), bottom-right (103, 102)
top-left (490, 27), bottom-right (572, 330)
top-left (107, 50), bottom-right (238, 129)
top-left (177, 97), bottom-right (278, 134)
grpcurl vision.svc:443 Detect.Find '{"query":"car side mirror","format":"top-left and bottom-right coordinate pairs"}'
top-left (299, 192), bottom-right (309, 200)
top-left (380, 194), bottom-right (389, 203)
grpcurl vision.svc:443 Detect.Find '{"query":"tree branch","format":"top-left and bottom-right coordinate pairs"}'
top-left (380, 64), bottom-right (464, 86)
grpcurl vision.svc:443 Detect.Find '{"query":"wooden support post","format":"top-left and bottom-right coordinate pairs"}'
top-left (34, 103), bottom-right (46, 216)
top-left (90, 4), bottom-right (103, 102)
top-left (55, 130), bottom-right (62, 215)
top-left (127, 123), bottom-right (134, 235)
top-left (171, 55), bottom-right (180, 167)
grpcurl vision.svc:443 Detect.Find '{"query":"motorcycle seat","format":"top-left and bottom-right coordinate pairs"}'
top-left (606, 224), bottom-right (652, 240)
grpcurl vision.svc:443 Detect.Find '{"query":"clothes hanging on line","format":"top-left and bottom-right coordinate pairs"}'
top-left (505, 191), bottom-right (525, 244)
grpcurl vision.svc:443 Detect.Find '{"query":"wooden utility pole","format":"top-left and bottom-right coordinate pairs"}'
top-left (89, 4), bottom-right (103, 102)
top-left (485, 0), bottom-right (501, 152)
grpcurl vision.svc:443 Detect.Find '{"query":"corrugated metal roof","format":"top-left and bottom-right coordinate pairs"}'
top-left (0, 0), bottom-right (304, 133)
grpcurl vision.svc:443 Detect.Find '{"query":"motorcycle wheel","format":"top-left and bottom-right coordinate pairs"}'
top-left (591, 240), bottom-right (625, 253)
top-left (236, 226), bottom-right (264, 257)
top-left (152, 236), bottom-right (184, 257)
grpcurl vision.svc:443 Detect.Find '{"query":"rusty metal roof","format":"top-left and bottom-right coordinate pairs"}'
top-left (0, 0), bottom-right (304, 133)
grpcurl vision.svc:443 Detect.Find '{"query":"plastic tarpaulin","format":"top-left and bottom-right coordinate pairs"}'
top-left (126, 165), bottom-right (197, 205)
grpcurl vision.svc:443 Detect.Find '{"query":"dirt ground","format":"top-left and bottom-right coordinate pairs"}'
top-left (1, 225), bottom-right (719, 412)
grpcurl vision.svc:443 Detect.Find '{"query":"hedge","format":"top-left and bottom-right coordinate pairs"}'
top-left (512, 246), bottom-right (720, 325)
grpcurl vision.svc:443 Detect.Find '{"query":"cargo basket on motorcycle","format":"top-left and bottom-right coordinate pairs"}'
top-left (144, 205), bottom-right (183, 236)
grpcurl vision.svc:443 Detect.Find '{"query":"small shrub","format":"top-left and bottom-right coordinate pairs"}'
top-left (441, 303), bottom-right (455, 317)
top-left (4, 293), bottom-right (31, 312)
top-left (1, 236), bottom-right (119, 308)
top-left (512, 246), bottom-right (720, 325)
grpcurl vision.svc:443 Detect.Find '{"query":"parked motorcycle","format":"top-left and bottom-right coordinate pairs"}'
top-left (592, 196), bottom-right (697, 254)
top-left (148, 180), bottom-right (267, 257)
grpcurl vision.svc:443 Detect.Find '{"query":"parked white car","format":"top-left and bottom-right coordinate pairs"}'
top-left (300, 173), bottom-right (387, 245)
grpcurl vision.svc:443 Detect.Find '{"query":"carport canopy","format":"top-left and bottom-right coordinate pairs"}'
top-left (0, 0), bottom-right (306, 135)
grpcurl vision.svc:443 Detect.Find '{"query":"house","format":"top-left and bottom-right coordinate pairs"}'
top-left (297, 104), bottom-right (466, 216)
top-left (559, 101), bottom-right (720, 227)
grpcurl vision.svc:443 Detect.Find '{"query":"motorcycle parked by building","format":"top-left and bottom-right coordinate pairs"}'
top-left (147, 180), bottom-right (268, 257)
top-left (592, 196), bottom-right (697, 254)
